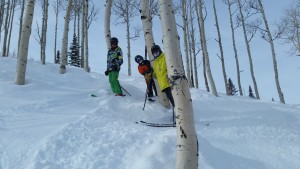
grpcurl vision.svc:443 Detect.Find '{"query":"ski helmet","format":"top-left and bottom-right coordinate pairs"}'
top-left (151, 45), bottom-right (162, 58)
top-left (134, 55), bottom-right (143, 63)
top-left (110, 37), bottom-right (118, 44)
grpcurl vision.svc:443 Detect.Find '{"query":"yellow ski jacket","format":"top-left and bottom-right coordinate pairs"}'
top-left (153, 53), bottom-right (170, 91)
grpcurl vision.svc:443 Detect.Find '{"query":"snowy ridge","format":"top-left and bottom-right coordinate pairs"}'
top-left (1, 57), bottom-right (300, 169)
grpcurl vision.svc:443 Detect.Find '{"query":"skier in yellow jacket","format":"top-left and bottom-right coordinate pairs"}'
top-left (151, 45), bottom-right (175, 107)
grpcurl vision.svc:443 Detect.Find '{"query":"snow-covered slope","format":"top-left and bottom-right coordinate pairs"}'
top-left (1, 57), bottom-right (300, 169)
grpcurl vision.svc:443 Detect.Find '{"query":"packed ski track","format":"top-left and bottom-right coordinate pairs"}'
top-left (1, 57), bottom-right (300, 169)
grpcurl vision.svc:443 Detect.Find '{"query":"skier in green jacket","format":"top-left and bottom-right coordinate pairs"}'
top-left (105, 37), bottom-right (123, 96)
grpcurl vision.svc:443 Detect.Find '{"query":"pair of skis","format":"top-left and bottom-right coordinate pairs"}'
top-left (137, 120), bottom-right (210, 127)
top-left (137, 120), bottom-right (176, 127)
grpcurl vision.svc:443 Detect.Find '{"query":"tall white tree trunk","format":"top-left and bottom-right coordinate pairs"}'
top-left (105, 0), bottom-right (113, 49)
top-left (6, 0), bottom-right (16, 57)
top-left (213, 0), bottom-right (229, 95)
top-left (225, 0), bottom-right (243, 96)
top-left (181, 0), bottom-right (191, 86)
top-left (158, 1), bottom-right (198, 168)
top-left (81, 0), bottom-right (86, 68)
top-left (41, 0), bottom-right (49, 64)
top-left (126, 14), bottom-right (131, 76)
top-left (17, 0), bottom-right (25, 58)
top-left (53, 0), bottom-right (60, 63)
top-left (2, 0), bottom-right (10, 56)
top-left (15, 0), bottom-right (35, 85)
top-left (59, 0), bottom-right (73, 74)
top-left (84, 0), bottom-right (89, 72)
top-left (140, 0), bottom-right (170, 108)
top-left (237, 0), bottom-right (260, 99)
top-left (197, 0), bottom-right (218, 96)
top-left (258, 0), bottom-right (285, 104)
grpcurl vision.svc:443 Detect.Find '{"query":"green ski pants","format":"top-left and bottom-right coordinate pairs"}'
top-left (108, 71), bottom-right (122, 94)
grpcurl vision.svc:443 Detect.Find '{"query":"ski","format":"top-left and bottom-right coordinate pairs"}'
top-left (91, 94), bottom-right (126, 97)
top-left (137, 121), bottom-right (176, 127)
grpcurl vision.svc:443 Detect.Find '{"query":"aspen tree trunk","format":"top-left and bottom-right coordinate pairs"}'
top-left (2, 0), bottom-right (10, 56)
top-left (59, 0), bottom-right (73, 74)
top-left (7, 0), bottom-right (16, 56)
top-left (186, 20), bottom-right (194, 87)
top-left (237, 0), bottom-right (260, 99)
top-left (0, 1), bottom-right (4, 39)
top-left (195, 0), bottom-right (209, 91)
top-left (197, 0), bottom-right (218, 96)
top-left (53, 0), bottom-right (59, 63)
top-left (158, 1), bottom-right (198, 168)
top-left (17, 0), bottom-right (25, 58)
top-left (226, 0), bottom-right (243, 96)
top-left (126, 14), bottom-right (132, 76)
top-left (213, 0), bottom-right (229, 95)
top-left (81, 0), bottom-right (86, 68)
top-left (84, 0), bottom-right (89, 72)
top-left (181, 0), bottom-right (191, 86)
top-left (15, 0), bottom-right (35, 85)
top-left (257, 0), bottom-right (285, 104)
top-left (140, 0), bottom-right (170, 108)
top-left (104, 0), bottom-right (113, 49)
top-left (41, 0), bottom-right (49, 64)
top-left (189, 0), bottom-right (199, 89)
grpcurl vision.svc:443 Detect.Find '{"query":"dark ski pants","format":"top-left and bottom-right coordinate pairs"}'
top-left (147, 78), bottom-right (157, 97)
top-left (162, 87), bottom-right (175, 107)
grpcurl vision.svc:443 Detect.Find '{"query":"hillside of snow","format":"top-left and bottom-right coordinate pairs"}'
top-left (1, 57), bottom-right (300, 169)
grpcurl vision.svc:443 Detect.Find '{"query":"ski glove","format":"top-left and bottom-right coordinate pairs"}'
top-left (144, 73), bottom-right (152, 81)
top-left (105, 70), bottom-right (109, 76)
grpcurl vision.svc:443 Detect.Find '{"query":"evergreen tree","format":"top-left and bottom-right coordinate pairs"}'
top-left (249, 85), bottom-right (255, 99)
top-left (55, 50), bottom-right (60, 64)
top-left (68, 33), bottom-right (81, 67)
top-left (228, 78), bottom-right (238, 96)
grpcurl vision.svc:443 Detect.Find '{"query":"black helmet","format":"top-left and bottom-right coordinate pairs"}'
top-left (134, 55), bottom-right (143, 63)
top-left (151, 45), bottom-right (162, 58)
top-left (110, 37), bottom-right (118, 43)
top-left (151, 45), bottom-right (161, 53)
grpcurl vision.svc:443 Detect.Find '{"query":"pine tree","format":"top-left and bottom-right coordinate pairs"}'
top-left (68, 33), bottom-right (81, 67)
top-left (228, 78), bottom-right (238, 96)
top-left (55, 50), bottom-right (60, 64)
top-left (249, 85), bottom-right (255, 99)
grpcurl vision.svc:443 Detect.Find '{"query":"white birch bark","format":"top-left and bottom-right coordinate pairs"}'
top-left (213, 0), bottom-right (229, 95)
top-left (81, 0), bottom-right (86, 68)
top-left (181, 0), bottom-right (191, 86)
top-left (104, 0), bottom-right (113, 49)
top-left (225, 0), bottom-right (243, 96)
top-left (53, 0), bottom-right (61, 63)
top-left (189, 0), bottom-right (198, 88)
top-left (84, 0), bottom-right (89, 72)
top-left (237, 0), bottom-right (260, 99)
top-left (17, 0), bottom-right (25, 58)
top-left (59, 0), bottom-right (73, 74)
top-left (140, 0), bottom-right (170, 108)
top-left (195, 0), bottom-right (210, 92)
top-left (158, 0), bottom-right (198, 168)
top-left (258, 0), bottom-right (285, 104)
top-left (197, 0), bottom-right (218, 96)
top-left (15, 0), bottom-right (35, 85)
top-left (41, 0), bottom-right (49, 64)
top-left (6, 0), bottom-right (16, 57)
top-left (2, 0), bottom-right (10, 56)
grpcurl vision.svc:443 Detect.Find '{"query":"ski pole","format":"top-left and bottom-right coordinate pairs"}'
top-left (142, 89), bottom-right (148, 110)
top-left (120, 85), bottom-right (131, 96)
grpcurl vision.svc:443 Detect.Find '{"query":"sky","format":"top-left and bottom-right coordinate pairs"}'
top-left (1, 56), bottom-right (300, 169)
top-left (1, 0), bottom-right (299, 104)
